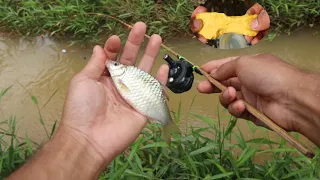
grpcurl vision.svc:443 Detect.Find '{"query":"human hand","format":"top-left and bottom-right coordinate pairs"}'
top-left (245, 3), bottom-right (270, 44)
top-left (190, 6), bottom-right (208, 43)
top-left (59, 22), bottom-right (169, 165)
top-left (197, 54), bottom-right (320, 146)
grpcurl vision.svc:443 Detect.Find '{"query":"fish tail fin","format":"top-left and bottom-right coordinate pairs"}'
top-left (163, 120), bottom-right (181, 146)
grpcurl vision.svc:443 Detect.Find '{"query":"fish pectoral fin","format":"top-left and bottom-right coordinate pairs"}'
top-left (161, 84), bottom-right (170, 101)
top-left (118, 79), bottom-right (130, 93)
top-left (163, 120), bottom-right (180, 146)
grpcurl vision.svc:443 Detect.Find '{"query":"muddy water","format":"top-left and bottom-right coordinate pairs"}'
top-left (0, 27), bottom-right (319, 154)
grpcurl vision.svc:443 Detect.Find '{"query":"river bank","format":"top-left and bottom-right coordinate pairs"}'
top-left (0, 0), bottom-right (320, 178)
top-left (0, 0), bottom-right (319, 45)
top-left (0, 25), bottom-right (320, 178)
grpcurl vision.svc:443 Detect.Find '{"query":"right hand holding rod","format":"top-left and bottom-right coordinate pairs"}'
top-left (197, 53), bottom-right (320, 147)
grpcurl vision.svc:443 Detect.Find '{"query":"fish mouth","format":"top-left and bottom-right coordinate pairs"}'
top-left (105, 59), bottom-right (113, 69)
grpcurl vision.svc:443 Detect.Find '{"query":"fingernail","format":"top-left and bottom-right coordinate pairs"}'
top-left (193, 19), bottom-right (202, 30)
top-left (251, 19), bottom-right (259, 30)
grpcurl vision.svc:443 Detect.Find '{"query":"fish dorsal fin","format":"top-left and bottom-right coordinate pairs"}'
top-left (118, 79), bottom-right (130, 93)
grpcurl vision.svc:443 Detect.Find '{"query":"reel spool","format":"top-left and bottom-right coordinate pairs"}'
top-left (163, 54), bottom-right (196, 93)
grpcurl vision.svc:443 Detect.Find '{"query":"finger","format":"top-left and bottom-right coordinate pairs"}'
top-left (197, 80), bottom-right (220, 94)
top-left (200, 56), bottom-right (239, 73)
top-left (120, 22), bottom-right (147, 65)
top-left (191, 6), bottom-right (208, 19)
top-left (250, 10), bottom-right (270, 31)
top-left (251, 32), bottom-right (264, 45)
top-left (245, 28), bottom-right (269, 44)
top-left (191, 19), bottom-right (204, 33)
top-left (228, 100), bottom-right (246, 118)
top-left (219, 87), bottom-right (237, 109)
top-left (226, 97), bottom-right (259, 125)
top-left (138, 34), bottom-right (162, 73)
top-left (81, 45), bottom-right (107, 80)
top-left (197, 77), bottom-right (241, 94)
top-left (262, 29), bottom-right (269, 36)
top-left (226, 98), bottom-right (270, 129)
top-left (156, 64), bottom-right (169, 85)
top-left (190, 6), bottom-right (208, 33)
top-left (211, 57), bottom-right (241, 81)
top-left (199, 35), bottom-right (208, 44)
top-left (244, 35), bottom-right (254, 43)
top-left (104, 35), bottom-right (121, 60)
top-left (222, 77), bottom-right (242, 90)
top-left (256, 29), bottom-right (269, 42)
top-left (251, 118), bottom-right (269, 129)
top-left (193, 33), bottom-right (208, 43)
top-left (246, 3), bottom-right (264, 15)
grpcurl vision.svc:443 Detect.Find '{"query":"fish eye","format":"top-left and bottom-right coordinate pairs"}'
top-left (114, 62), bottom-right (120, 66)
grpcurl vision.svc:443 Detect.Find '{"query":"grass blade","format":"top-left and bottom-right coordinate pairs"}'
top-left (237, 146), bottom-right (256, 167)
top-left (31, 96), bottom-right (38, 105)
top-left (191, 113), bottom-right (216, 126)
top-left (189, 144), bottom-right (216, 156)
top-left (49, 120), bottom-right (57, 138)
top-left (257, 148), bottom-right (297, 154)
top-left (0, 85), bottom-right (13, 102)
top-left (42, 88), bottom-right (59, 109)
top-left (109, 136), bottom-right (143, 180)
top-left (246, 138), bottom-right (279, 145)
top-left (25, 134), bottom-right (33, 155)
top-left (140, 142), bottom-right (168, 149)
top-left (210, 172), bottom-right (234, 179)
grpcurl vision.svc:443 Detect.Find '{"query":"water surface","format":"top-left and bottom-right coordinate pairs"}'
top-left (0, 27), bottom-right (319, 158)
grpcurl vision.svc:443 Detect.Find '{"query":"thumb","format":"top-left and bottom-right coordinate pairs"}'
top-left (250, 10), bottom-right (270, 31)
top-left (191, 19), bottom-right (203, 33)
top-left (211, 58), bottom-right (239, 81)
top-left (81, 45), bottom-right (107, 80)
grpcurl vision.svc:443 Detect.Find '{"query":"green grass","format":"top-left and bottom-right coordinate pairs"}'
top-left (0, 0), bottom-right (319, 44)
top-left (258, 0), bottom-right (320, 40)
top-left (0, 86), bottom-right (319, 179)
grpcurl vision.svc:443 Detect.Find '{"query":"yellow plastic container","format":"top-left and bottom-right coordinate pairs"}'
top-left (195, 12), bottom-right (259, 39)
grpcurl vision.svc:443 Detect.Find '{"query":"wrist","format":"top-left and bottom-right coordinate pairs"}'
top-left (48, 125), bottom-right (107, 178)
top-left (291, 71), bottom-right (320, 146)
top-left (8, 124), bottom-right (108, 180)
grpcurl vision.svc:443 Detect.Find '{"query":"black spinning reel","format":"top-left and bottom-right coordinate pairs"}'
top-left (163, 54), bottom-right (202, 94)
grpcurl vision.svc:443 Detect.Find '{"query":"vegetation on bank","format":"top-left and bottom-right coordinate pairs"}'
top-left (0, 0), bottom-right (320, 179)
top-left (0, 0), bottom-right (319, 44)
top-left (0, 87), bottom-right (319, 179)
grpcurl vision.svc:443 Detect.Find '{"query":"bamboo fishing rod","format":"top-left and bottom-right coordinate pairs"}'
top-left (88, 13), bottom-right (315, 158)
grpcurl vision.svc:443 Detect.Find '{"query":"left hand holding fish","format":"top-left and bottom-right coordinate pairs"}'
top-left (60, 22), bottom-right (170, 166)
top-left (7, 22), bottom-right (169, 180)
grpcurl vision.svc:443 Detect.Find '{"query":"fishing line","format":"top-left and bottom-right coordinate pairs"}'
top-left (86, 12), bottom-right (315, 158)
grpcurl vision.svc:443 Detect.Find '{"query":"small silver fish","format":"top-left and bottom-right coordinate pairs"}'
top-left (106, 60), bottom-right (180, 144)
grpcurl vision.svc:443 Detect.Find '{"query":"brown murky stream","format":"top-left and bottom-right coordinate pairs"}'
top-left (0, 27), bottom-right (320, 156)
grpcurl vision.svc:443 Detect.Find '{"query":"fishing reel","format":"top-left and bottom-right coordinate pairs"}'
top-left (163, 54), bottom-right (201, 94)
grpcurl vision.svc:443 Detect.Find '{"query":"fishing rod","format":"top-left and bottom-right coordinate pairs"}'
top-left (87, 13), bottom-right (315, 158)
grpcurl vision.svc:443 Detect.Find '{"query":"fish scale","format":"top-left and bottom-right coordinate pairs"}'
top-left (106, 60), bottom-right (180, 144)
top-left (119, 66), bottom-right (170, 125)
